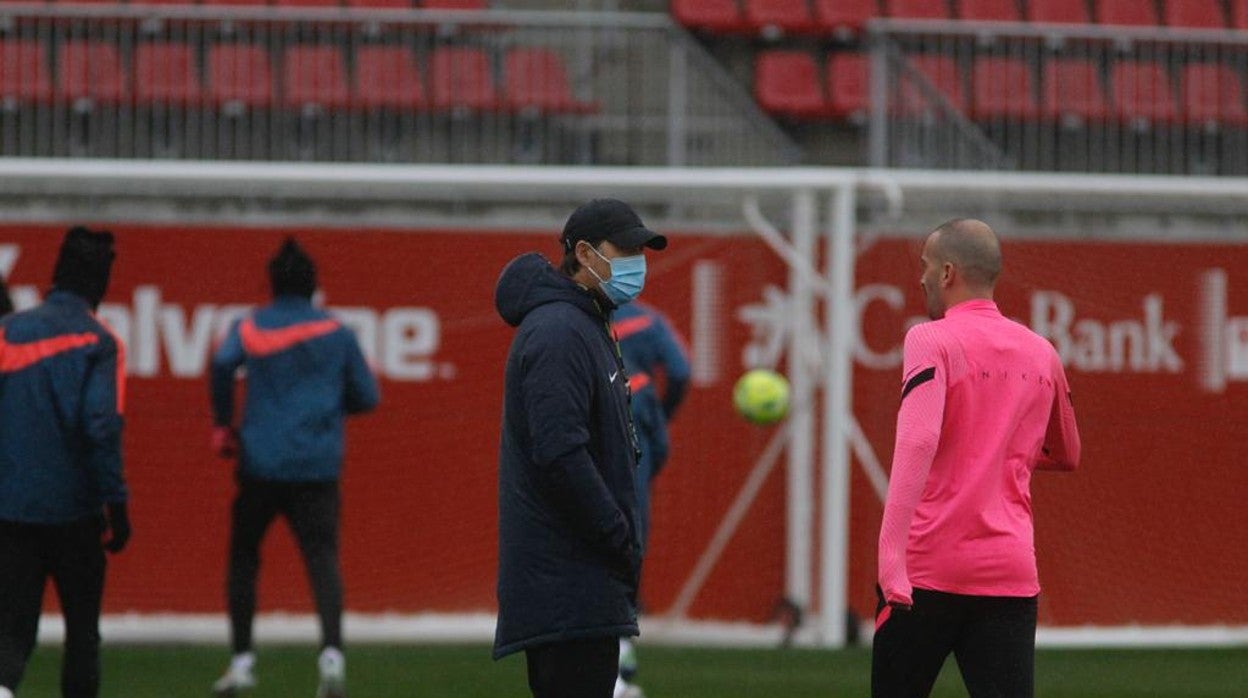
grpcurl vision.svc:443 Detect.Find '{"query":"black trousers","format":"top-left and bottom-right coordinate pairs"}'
top-left (872, 587), bottom-right (1038, 698)
top-left (0, 516), bottom-right (106, 698)
top-left (227, 477), bottom-right (343, 654)
top-left (524, 637), bottom-right (619, 698)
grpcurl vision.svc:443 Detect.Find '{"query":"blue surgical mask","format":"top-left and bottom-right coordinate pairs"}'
top-left (585, 244), bottom-right (646, 306)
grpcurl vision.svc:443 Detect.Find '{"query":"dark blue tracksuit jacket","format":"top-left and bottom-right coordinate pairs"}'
top-left (0, 290), bottom-right (128, 524)
top-left (210, 296), bottom-right (380, 482)
top-left (493, 253), bottom-right (641, 659)
top-left (611, 302), bottom-right (690, 551)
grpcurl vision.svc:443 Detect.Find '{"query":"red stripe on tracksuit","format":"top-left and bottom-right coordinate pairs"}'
top-left (240, 318), bottom-right (340, 357)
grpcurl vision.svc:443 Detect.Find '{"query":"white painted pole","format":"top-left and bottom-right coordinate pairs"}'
top-left (820, 183), bottom-right (857, 647)
top-left (785, 189), bottom-right (817, 613)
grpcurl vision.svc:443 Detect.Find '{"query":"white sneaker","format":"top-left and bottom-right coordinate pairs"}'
top-left (316, 646), bottom-right (346, 698)
top-left (212, 652), bottom-right (257, 696)
top-left (613, 676), bottom-right (645, 698)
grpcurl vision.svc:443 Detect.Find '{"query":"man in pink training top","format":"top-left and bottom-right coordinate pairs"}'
top-left (873, 219), bottom-right (1080, 698)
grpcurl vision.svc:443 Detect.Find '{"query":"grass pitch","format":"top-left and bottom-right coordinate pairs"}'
top-left (18, 644), bottom-right (1248, 697)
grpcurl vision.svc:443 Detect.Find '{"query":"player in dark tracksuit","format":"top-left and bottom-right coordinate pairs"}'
top-left (0, 227), bottom-right (130, 698)
top-left (208, 239), bottom-right (379, 698)
top-left (610, 302), bottom-right (690, 696)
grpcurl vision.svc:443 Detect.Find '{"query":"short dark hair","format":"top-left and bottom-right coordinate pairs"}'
top-left (0, 274), bottom-right (12, 318)
top-left (268, 237), bottom-right (317, 299)
top-left (52, 226), bottom-right (115, 309)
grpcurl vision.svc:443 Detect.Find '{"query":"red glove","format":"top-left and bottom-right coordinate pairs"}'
top-left (211, 426), bottom-right (239, 459)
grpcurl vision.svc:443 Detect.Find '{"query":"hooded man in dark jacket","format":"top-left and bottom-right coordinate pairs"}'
top-left (0, 227), bottom-right (129, 698)
top-left (494, 199), bottom-right (667, 698)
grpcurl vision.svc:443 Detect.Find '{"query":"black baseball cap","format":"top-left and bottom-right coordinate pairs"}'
top-left (560, 198), bottom-right (667, 253)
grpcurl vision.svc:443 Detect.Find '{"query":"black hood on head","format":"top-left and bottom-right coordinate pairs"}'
top-left (52, 226), bottom-right (115, 309)
top-left (495, 253), bottom-right (601, 328)
top-left (269, 237), bottom-right (317, 299)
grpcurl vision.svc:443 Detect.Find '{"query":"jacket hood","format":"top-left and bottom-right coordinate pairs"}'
top-left (495, 253), bottom-right (603, 328)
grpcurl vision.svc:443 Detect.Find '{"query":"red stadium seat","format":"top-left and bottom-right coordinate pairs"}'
top-left (133, 43), bottom-right (202, 106)
top-left (885, 0), bottom-right (949, 20)
top-left (826, 51), bottom-right (869, 120)
top-left (430, 46), bottom-right (499, 111)
top-left (274, 0), bottom-right (340, 6)
top-left (503, 48), bottom-right (597, 114)
top-left (671, 0), bottom-right (750, 34)
top-left (207, 45), bottom-right (274, 109)
top-left (1041, 58), bottom-right (1107, 121)
top-left (744, 0), bottom-right (819, 35)
top-left (898, 54), bottom-right (965, 114)
top-left (754, 50), bottom-right (826, 119)
top-left (422, 0), bottom-right (488, 9)
top-left (283, 46), bottom-right (350, 110)
top-left (0, 40), bottom-right (52, 104)
top-left (1181, 63), bottom-right (1248, 127)
top-left (1096, 0), bottom-right (1159, 26)
top-left (354, 46), bottom-right (426, 110)
top-left (959, 0), bottom-right (1020, 21)
top-left (1235, 0), bottom-right (1248, 29)
top-left (1026, 0), bottom-right (1090, 23)
top-left (1164, 0), bottom-right (1225, 28)
top-left (57, 42), bottom-right (126, 105)
top-left (813, 0), bottom-right (877, 38)
top-left (1111, 61), bottom-right (1178, 124)
top-left (972, 57), bottom-right (1037, 119)
top-left (202, 0), bottom-right (271, 6)
top-left (346, 0), bottom-right (412, 7)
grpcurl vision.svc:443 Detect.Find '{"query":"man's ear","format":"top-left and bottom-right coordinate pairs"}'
top-left (941, 261), bottom-right (956, 288)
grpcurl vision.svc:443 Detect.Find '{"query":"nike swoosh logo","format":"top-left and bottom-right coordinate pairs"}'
top-left (609, 371), bottom-right (619, 383)
top-left (0, 328), bottom-right (100, 373)
top-left (240, 318), bottom-right (340, 358)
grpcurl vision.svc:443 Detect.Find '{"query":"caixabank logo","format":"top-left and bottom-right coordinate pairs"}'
top-left (1199, 269), bottom-right (1248, 395)
top-left (0, 242), bottom-right (451, 382)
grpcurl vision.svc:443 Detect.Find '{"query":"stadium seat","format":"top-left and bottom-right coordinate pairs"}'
top-left (898, 54), bottom-right (965, 114)
top-left (1235, 0), bottom-right (1248, 28)
top-left (422, 0), bottom-right (488, 9)
top-left (1111, 61), bottom-right (1178, 124)
top-left (430, 46), bottom-right (499, 111)
top-left (274, 0), bottom-right (341, 6)
top-left (1096, 0), bottom-right (1159, 26)
top-left (813, 0), bottom-right (876, 38)
top-left (825, 51), bottom-right (869, 121)
top-left (885, 0), bottom-right (950, 20)
top-left (1181, 62), bottom-right (1248, 127)
top-left (972, 57), bottom-right (1037, 119)
top-left (1026, 0), bottom-right (1090, 23)
top-left (202, 0), bottom-right (271, 5)
top-left (57, 42), bottom-right (126, 105)
top-left (958, 0), bottom-right (1020, 21)
top-left (346, 0), bottom-right (412, 7)
top-left (503, 47), bottom-right (597, 114)
top-left (283, 46), bottom-right (350, 110)
top-left (0, 40), bottom-right (52, 104)
top-left (133, 43), bottom-right (202, 106)
top-left (671, 0), bottom-right (750, 34)
top-left (743, 0), bottom-right (819, 35)
top-left (1041, 58), bottom-right (1108, 121)
top-left (354, 45), bottom-right (426, 110)
top-left (1164, 0), bottom-right (1226, 28)
top-left (754, 50), bottom-right (826, 119)
top-left (207, 45), bottom-right (274, 109)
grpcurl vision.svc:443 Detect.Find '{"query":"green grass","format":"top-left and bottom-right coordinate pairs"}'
top-left (17, 644), bottom-right (1248, 697)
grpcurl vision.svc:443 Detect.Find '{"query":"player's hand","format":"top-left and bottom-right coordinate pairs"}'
top-left (211, 426), bottom-right (239, 459)
top-left (103, 502), bottom-right (131, 554)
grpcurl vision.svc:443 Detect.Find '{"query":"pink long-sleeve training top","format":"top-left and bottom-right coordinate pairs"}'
top-left (878, 299), bottom-right (1081, 606)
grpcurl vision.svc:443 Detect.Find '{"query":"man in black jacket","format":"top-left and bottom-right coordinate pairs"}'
top-left (494, 199), bottom-right (667, 698)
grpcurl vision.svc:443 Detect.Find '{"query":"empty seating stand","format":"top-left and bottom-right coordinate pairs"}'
top-left (744, 0), bottom-right (818, 36)
top-left (671, 0), bottom-right (751, 34)
top-left (1042, 58), bottom-right (1108, 123)
top-left (1182, 62), bottom-right (1248, 127)
top-left (1096, 0), bottom-right (1159, 26)
top-left (430, 46), bottom-right (499, 111)
top-left (283, 45), bottom-right (351, 111)
top-left (814, 0), bottom-right (875, 40)
top-left (885, 0), bottom-right (950, 20)
top-left (959, 0), bottom-right (1020, 21)
top-left (0, 40), bottom-right (52, 106)
top-left (1025, 0), bottom-right (1091, 23)
top-left (133, 43), bottom-right (202, 107)
top-left (1112, 60), bottom-right (1179, 126)
top-left (503, 48), bottom-right (597, 115)
top-left (825, 51), bottom-right (868, 121)
top-left (354, 45), bottom-right (426, 110)
top-left (1165, 0), bottom-right (1226, 28)
top-left (58, 42), bottom-right (126, 106)
top-left (972, 57), bottom-right (1037, 119)
top-left (207, 44), bottom-right (274, 111)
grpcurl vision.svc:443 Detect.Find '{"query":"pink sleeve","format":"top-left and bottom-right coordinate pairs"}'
top-left (1037, 350), bottom-right (1081, 472)
top-left (877, 323), bottom-right (947, 607)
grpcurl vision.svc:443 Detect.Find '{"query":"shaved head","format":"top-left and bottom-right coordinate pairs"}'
top-left (929, 218), bottom-right (1002, 289)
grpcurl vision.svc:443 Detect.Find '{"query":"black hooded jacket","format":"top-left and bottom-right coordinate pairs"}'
top-left (493, 253), bottom-right (641, 658)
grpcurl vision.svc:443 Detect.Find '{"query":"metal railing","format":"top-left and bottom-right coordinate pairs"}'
top-left (0, 4), bottom-right (800, 165)
top-left (867, 19), bottom-right (1248, 175)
